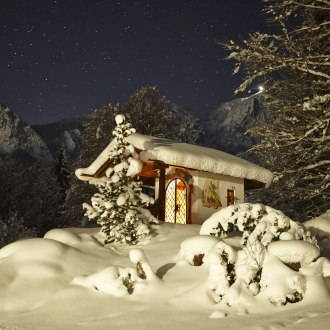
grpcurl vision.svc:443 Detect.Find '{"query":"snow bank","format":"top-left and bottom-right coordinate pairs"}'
top-left (0, 221), bottom-right (329, 329)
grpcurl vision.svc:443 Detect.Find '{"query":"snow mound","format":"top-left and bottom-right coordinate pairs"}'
top-left (129, 248), bottom-right (159, 281)
top-left (260, 252), bottom-right (307, 306)
top-left (267, 240), bottom-right (320, 266)
top-left (177, 235), bottom-right (219, 265)
top-left (304, 210), bottom-right (330, 259)
top-left (72, 248), bottom-right (160, 297)
top-left (209, 311), bottom-right (227, 318)
top-left (0, 237), bottom-right (68, 260)
top-left (323, 258), bottom-right (330, 277)
top-left (304, 210), bottom-right (330, 237)
top-left (44, 228), bottom-right (82, 245)
top-left (72, 266), bottom-right (137, 296)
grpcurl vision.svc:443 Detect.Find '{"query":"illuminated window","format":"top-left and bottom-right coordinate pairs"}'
top-left (227, 189), bottom-right (235, 206)
top-left (165, 179), bottom-right (187, 224)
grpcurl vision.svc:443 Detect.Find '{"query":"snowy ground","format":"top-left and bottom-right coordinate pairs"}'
top-left (0, 212), bottom-right (329, 330)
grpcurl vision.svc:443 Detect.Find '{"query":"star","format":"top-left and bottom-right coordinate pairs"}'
top-left (0, 0), bottom-right (269, 124)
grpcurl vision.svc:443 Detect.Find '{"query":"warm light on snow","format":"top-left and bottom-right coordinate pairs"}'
top-left (0, 208), bottom-right (329, 329)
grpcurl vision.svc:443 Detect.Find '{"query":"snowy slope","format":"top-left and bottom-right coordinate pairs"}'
top-left (0, 216), bottom-right (329, 329)
top-left (0, 105), bottom-right (52, 160)
top-left (204, 96), bottom-right (266, 154)
top-left (33, 118), bottom-right (82, 160)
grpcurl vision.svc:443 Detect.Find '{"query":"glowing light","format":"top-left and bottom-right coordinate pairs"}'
top-left (243, 85), bottom-right (265, 100)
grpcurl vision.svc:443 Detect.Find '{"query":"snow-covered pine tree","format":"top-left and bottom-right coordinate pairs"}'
top-left (83, 114), bottom-right (157, 244)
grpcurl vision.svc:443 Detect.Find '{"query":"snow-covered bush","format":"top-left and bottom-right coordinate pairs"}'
top-left (207, 242), bottom-right (238, 302)
top-left (129, 248), bottom-right (158, 281)
top-left (200, 204), bottom-right (318, 306)
top-left (206, 241), bottom-right (264, 304)
top-left (72, 265), bottom-right (138, 296)
top-left (200, 203), bottom-right (316, 248)
top-left (83, 115), bottom-right (158, 245)
top-left (260, 252), bottom-right (307, 306)
top-left (72, 248), bottom-right (158, 296)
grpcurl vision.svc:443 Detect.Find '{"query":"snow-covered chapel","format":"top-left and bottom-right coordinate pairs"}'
top-left (76, 132), bottom-right (273, 225)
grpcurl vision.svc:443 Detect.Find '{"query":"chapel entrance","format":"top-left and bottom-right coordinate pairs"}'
top-left (165, 178), bottom-right (187, 224)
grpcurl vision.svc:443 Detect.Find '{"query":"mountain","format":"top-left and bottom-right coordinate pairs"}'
top-left (203, 96), bottom-right (267, 154)
top-left (33, 118), bottom-right (83, 161)
top-left (0, 105), bottom-right (52, 161)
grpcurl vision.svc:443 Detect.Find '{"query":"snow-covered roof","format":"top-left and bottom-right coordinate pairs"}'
top-left (76, 133), bottom-right (273, 186)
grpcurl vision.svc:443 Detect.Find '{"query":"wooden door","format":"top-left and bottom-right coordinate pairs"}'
top-left (165, 179), bottom-right (187, 224)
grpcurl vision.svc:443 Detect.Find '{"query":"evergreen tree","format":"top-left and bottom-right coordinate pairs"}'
top-left (174, 107), bottom-right (204, 144)
top-left (0, 157), bottom-right (21, 221)
top-left (0, 212), bottom-right (36, 248)
top-left (64, 171), bottom-right (97, 227)
top-left (223, 0), bottom-right (330, 220)
top-left (65, 104), bottom-right (120, 225)
top-left (122, 86), bottom-right (176, 138)
top-left (123, 86), bottom-right (204, 143)
top-left (79, 86), bottom-right (203, 168)
top-left (79, 103), bottom-right (120, 166)
top-left (20, 159), bottom-right (65, 235)
top-left (83, 114), bottom-right (157, 244)
top-left (55, 146), bottom-right (70, 191)
top-left (0, 157), bottom-right (66, 237)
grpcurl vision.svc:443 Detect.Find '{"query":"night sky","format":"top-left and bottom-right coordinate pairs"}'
top-left (0, 0), bottom-right (269, 124)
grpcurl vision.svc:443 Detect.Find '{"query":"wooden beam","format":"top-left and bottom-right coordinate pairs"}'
top-left (158, 164), bottom-right (166, 221)
top-left (95, 159), bottom-right (113, 177)
top-left (244, 178), bottom-right (266, 190)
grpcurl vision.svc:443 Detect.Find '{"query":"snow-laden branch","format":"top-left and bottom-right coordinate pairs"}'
top-left (291, 0), bottom-right (330, 10)
top-left (294, 65), bottom-right (330, 79)
top-left (290, 21), bottom-right (330, 32)
top-left (226, 0), bottom-right (330, 219)
top-left (275, 160), bottom-right (330, 175)
top-left (284, 119), bottom-right (330, 146)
